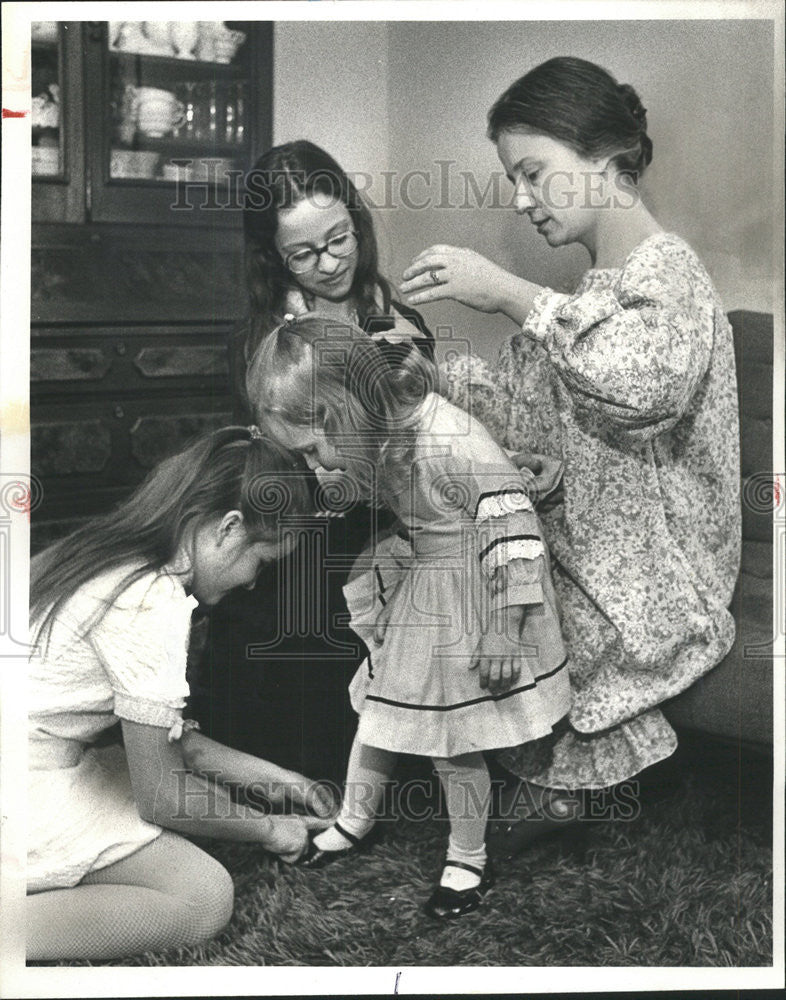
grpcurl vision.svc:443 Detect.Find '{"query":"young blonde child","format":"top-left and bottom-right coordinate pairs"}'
top-left (248, 315), bottom-right (571, 918)
top-left (27, 427), bottom-right (333, 960)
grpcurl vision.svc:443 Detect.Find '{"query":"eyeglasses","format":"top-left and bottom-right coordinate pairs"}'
top-left (283, 230), bottom-right (358, 274)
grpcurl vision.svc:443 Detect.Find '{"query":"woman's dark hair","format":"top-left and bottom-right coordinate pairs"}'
top-left (488, 57), bottom-right (653, 182)
top-left (243, 140), bottom-right (391, 358)
top-left (30, 427), bottom-right (312, 644)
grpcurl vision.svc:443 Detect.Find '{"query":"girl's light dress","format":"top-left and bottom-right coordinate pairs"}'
top-left (344, 393), bottom-right (571, 759)
top-left (27, 567), bottom-right (195, 891)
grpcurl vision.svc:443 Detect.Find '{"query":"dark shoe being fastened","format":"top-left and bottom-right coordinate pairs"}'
top-left (299, 822), bottom-right (374, 869)
top-left (424, 860), bottom-right (495, 920)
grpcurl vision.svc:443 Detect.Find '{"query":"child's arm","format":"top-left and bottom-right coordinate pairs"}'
top-left (121, 720), bottom-right (329, 862)
top-left (180, 729), bottom-right (336, 817)
top-left (471, 462), bottom-right (549, 693)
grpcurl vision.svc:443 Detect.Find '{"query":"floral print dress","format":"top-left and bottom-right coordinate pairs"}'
top-left (443, 233), bottom-right (741, 789)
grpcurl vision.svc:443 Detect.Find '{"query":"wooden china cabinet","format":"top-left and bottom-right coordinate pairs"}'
top-left (30, 20), bottom-right (273, 550)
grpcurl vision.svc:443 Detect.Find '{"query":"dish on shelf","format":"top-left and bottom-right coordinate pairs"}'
top-left (32, 146), bottom-right (60, 175)
top-left (31, 22), bottom-right (59, 44)
top-left (159, 156), bottom-right (236, 184)
top-left (110, 149), bottom-right (160, 179)
top-left (108, 21), bottom-right (246, 64)
top-left (32, 85), bottom-right (60, 130)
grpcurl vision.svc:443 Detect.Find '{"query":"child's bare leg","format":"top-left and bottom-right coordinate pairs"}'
top-left (312, 736), bottom-right (397, 852)
top-left (27, 831), bottom-right (233, 961)
top-left (432, 752), bottom-right (491, 889)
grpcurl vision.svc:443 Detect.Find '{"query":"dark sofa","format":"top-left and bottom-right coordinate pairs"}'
top-left (663, 310), bottom-right (774, 749)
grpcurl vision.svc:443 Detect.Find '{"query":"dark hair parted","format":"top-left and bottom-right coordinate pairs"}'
top-left (243, 140), bottom-right (391, 358)
top-left (488, 57), bottom-right (653, 182)
top-left (246, 314), bottom-right (437, 503)
top-left (30, 427), bottom-right (312, 644)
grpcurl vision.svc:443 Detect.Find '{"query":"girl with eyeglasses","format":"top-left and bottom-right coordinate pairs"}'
top-left (243, 139), bottom-right (434, 369)
top-left (189, 142), bottom-right (436, 786)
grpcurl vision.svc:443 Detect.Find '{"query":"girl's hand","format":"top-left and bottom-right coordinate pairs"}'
top-left (265, 815), bottom-right (312, 864)
top-left (401, 245), bottom-right (515, 313)
top-left (470, 607), bottom-right (526, 693)
top-left (287, 774), bottom-right (340, 819)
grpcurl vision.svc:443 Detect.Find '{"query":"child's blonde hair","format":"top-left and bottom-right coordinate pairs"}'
top-left (246, 314), bottom-right (437, 502)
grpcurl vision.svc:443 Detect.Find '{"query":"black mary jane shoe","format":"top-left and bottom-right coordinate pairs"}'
top-left (423, 860), bottom-right (495, 920)
top-left (299, 822), bottom-right (370, 870)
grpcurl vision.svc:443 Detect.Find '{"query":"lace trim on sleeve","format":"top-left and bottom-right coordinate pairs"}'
top-left (480, 537), bottom-right (545, 576)
top-left (475, 489), bottom-right (534, 522)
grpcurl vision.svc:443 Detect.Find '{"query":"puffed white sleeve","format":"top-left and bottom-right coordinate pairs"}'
top-left (88, 572), bottom-right (196, 728)
top-left (520, 239), bottom-right (713, 442)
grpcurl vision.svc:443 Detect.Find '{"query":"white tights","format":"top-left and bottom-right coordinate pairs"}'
top-left (26, 831), bottom-right (234, 961)
top-left (314, 737), bottom-right (490, 886)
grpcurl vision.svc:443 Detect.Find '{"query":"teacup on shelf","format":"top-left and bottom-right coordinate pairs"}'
top-left (195, 22), bottom-right (246, 63)
top-left (170, 22), bottom-right (199, 60)
top-left (31, 22), bottom-right (59, 44)
top-left (126, 85), bottom-right (186, 138)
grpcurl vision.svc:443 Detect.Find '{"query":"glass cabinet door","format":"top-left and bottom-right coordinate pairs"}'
top-left (85, 20), bottom-right (271, 226)
top-left (31, 21), bottom-right (86, 222)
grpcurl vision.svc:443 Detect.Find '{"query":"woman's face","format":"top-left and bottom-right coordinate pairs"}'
top-left (496, 129), bottom-right (608, 249)
top-left (275, 196), bottom-right (359, 303)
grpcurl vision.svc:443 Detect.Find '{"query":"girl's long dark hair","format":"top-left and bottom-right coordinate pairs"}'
top-left (243, 140), bottom-right (391, 359)
top-left (247, 315), bottom-right (437, 504)
top-left (31, 427), bottom-right (311, 643)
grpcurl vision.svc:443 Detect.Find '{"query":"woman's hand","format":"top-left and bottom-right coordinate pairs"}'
top-left (511, 450), bottom-right (565, 512)
top-left (401, 245), bottom-right (541, 325)
top-left (469, 607), bottom-right (526, 693)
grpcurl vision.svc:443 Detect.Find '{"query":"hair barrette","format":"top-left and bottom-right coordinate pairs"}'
top-left (247, 424), bottom-right (264, 441)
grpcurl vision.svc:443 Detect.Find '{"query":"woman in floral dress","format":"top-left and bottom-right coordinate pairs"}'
top-left (400, 57), bottom-right (741, 840)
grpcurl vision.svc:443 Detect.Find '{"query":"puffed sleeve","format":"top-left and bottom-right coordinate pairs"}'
top-left (440, 351), bottom-right (511, 446)
top-left (88, 572), bottom-right (196, 728)
top-left (521, 238), bottom-right (713, 442)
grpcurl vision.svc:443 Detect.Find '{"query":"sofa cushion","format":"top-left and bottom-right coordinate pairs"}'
top-left (730, 310), bottom-right (774, 543)
top-left (663, 540), bottom-right (773, 744)
top-left (664, 312), bottom-right (774, 745)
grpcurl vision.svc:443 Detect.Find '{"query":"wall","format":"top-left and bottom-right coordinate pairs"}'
top-left (274, 18), bottom-right (775, 359)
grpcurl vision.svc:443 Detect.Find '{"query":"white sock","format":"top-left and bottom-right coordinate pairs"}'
top-left (441, 841), bottom-right (487, 891)
top-left (312, 739), bottom-right (397, 853)
top-left (312, 824), bottom-right (356, 852)
top-left (432, 753), bottom-right (490, 891)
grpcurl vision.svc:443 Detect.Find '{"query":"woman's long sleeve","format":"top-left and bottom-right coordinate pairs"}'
top-left (521, 244), bottom-right (714, 441)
